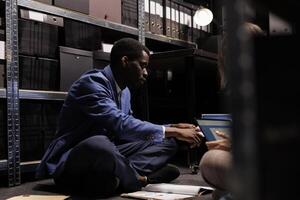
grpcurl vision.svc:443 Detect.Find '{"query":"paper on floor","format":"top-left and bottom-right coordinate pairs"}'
top-left (6, 195), bottom-right (69, 200)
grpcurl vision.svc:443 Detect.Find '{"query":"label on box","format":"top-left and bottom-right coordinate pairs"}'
top-left (0, 41), bottom-right (5, 60)
top-left (29, 10), bottom-right (44, 22)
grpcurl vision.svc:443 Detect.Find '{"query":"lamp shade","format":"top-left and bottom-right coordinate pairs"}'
top-left (194, 7), bottom-right (213, 26)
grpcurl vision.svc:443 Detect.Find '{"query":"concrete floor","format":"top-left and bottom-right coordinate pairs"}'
top-left (0, 166), bottom-right (213, 200)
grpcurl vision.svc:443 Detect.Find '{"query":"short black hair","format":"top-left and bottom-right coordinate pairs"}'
top-left (110, 38), bottom-right (150, 66)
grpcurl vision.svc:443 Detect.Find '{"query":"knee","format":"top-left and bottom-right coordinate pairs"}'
top-left (76, 135), bottom-right (117, 165)
top-left (82, 135), bottom-right (115, 155)
top-left (199, 150), bottom-right (232, 190)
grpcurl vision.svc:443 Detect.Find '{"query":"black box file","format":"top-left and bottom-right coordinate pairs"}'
top-left (59, 46), bottom-right (93, 91)
top-left (20, 101), bottom-right (43, 162)
top-left (64, 19), bottom-right (102, 51)
top-left (19, 101), bottom-right (62, 162)
top-left (19, 55), bottom-right (59, 90)
top-left (18, 18), bottom-right (60, 58)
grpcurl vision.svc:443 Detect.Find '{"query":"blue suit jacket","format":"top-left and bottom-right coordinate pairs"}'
top-left (36, 65), bottom-right (163, 178)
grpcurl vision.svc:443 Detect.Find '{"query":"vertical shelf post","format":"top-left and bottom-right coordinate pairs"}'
top-left (138, 0), bottom-right (145, 45)
top-left (138, 0), bottom-right (149, 120)
top-left (5, 0), bottom-right (21, 186)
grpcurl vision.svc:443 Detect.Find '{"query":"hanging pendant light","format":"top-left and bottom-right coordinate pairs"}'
top-left (194, 7), bottom-right (213, 26)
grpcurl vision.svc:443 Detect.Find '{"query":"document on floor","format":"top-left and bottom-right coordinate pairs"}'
top-left (7, 195), bottom-right (69, 200)
top-left (121, 183), bottom-right (214, 200)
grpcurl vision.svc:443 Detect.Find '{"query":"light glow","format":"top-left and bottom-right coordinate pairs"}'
top-left (194, 7), bottom-right (213, 26)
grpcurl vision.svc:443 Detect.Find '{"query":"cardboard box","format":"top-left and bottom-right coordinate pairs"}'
top-left (54, 0), bottom-right (121, 23)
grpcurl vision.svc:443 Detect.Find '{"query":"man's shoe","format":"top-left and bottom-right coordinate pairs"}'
top-left (147, 164), bottom-right (180, 184)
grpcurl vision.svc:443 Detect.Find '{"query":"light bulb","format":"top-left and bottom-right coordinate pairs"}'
top-left (194, 7), bottom-right (213, 26)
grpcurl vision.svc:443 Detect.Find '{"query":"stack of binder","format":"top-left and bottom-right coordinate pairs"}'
top-left (168, 0), bottom-right (193, 40)
top-left (20, 102), bottom-right (44, 161)
top-left (155, 0), bottom-right (164, 35)
top-left (122, 0), bottom-right (138, 28)
top-left (171, 1), bottom-right (179, 39)
top-left (124, 0), bottom-right (210, 42)
top-left (19, 19), bottom-right (59, 58)
top-left (19, 56), bottom-right (59, 90)
top-left (18, 10), bottom-right (62, 91)
top-left (182, 6), bottom-right (193, 41)
top-left (64, 19), bottom-right (102, 51)
top-left (19, 101), bottom-right (63, 162)
top-left (165, 0), bottom-right (172, 37)
top-left (145, 0), bottom-right (164, 34)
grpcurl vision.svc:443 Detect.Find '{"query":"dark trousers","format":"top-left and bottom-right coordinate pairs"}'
top-left (54, 135), bottom-right (177, 196)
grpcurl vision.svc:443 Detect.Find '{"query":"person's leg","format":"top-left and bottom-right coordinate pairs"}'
top-left (117, 138), bottom-right (178, 176)
top-left (54, 135), bottom-right (141, 197)
top-left (199, 149), bottom-right (232, 191)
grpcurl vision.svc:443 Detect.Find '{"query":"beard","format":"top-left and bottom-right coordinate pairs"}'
top-left (127, 78), bottom-right (146, 91)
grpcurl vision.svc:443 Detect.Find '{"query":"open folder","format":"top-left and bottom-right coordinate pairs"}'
top-left (121, 183), bottom-right (213, 200)
top-left (195, 114), bottom-right (232, 141)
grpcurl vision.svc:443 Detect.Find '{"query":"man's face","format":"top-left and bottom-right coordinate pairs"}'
top-left (123, 50), bottom-right (149, 89)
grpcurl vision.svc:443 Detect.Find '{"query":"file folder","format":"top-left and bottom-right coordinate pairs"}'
top-left (122, 0), bottom-right (138, 28)
top-left (155, 0), bottom-right (163, 35)
top-left (149, 0), bottom-right (156, 33)
top-left (144, 0), bottom-right (150, 32)
top-left (185, 7), bottom-right (192, 42)
top-left (165, 0), bottom-right (172, 37)
top-left (179, 5), bottom-right (184, 40)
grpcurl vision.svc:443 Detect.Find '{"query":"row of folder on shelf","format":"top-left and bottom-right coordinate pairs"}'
top-left (143, 0), bottom-right (210, 41)
top-left (31, 0), bottom-right (209, 42)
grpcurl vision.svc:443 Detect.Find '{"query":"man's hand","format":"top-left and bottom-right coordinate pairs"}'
top-left (205, 131), bottom-right (231, 151)
top-left (165, 123), bottom-right (204, 148)
top-left (170, 123), bottom-right (196, 129)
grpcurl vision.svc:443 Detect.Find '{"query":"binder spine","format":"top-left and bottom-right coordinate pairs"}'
top-left (122, 0), bottom-right (138, 28)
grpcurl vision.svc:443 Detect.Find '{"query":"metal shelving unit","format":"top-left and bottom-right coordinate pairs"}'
top-left (18, 0), bottom-right (197, 49)
top-left (19, 90), bottom-right (67, 101)
top-left (2, 0), bottom-right (202, 186)
top-left (145, 32), bottom-right (197, 48)
top-left (0, 88), bottom-right (67, 100)
top-left (0, 160), bottom-right (41, 174)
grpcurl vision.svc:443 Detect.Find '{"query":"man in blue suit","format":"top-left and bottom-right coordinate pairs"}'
top-left (36, 38), bottom-right (203, 197)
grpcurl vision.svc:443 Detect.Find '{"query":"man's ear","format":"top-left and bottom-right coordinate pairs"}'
top-left (121, 56), bottom-right (129, 67)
